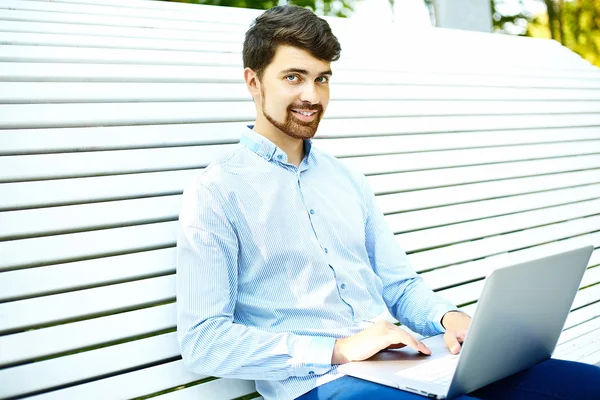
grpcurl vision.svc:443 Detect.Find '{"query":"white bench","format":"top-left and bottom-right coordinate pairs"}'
top-left (1, 0), bottom-right (600, 398)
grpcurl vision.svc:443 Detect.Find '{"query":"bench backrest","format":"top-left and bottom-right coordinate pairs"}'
top-left (1, 0), bottom-right (600, 398)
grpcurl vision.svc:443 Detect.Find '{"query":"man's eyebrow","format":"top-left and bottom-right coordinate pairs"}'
top-left (280, 68), bottom-right (333, 76)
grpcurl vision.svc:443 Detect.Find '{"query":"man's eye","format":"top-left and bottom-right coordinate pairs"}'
top-left (316, 76), bottom-right (329, 83)
top-left (286, 75), bottom-right (298, 82)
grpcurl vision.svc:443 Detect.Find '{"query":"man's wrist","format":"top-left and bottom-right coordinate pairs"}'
top-left (331, 339), bottom-right (350, 365)
top-left (441, 310), bottom-right (470, 330)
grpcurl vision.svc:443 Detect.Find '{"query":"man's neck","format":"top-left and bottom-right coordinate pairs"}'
top-left (253, 121), bottom-right (305, 167)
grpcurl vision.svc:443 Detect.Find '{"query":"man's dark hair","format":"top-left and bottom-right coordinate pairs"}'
top-left (243, 5), bottom-right (341, 80)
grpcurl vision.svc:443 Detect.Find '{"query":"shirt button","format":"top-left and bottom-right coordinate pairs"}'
top-left (324, 248), bottom-right (329, 254)
top-left (310, 209), bottom-right (315, 215)
top-left (277, 154), bottom-right (283, 160)
top-left (308, 371), bottom-right (315, 375)
top-left (341, 284), bottom-right (347, 290)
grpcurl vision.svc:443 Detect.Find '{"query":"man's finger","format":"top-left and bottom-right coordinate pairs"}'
top-left (389, 330), bottom-right (431, 355)
top-left (444, 330), bottom-right (461, 354)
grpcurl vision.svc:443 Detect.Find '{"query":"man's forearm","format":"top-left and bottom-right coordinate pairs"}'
top-left (178, 316), bottom-right (335, 380)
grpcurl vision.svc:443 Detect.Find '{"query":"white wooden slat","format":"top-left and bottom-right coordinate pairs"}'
top-left (387, 184), bottom-right (600, 234)
top-left (25, 360), bottom-right (205, 400)
top-left (0, 169), bottom-right (200, 211)
top-left (0, 248), bottom-right (175, 301)
top-left (554, 329), bottom-right (600, 364)
top-left (565, 301), bottom-right (600, 330)
top-left (0, 275), bottom-right (174, 333)
top-left (0, 303), bottom-right (175, 366)
top-left (38, 0), bottom-right (251, 16)
top-left (0, 144), bottom-right (236, 182)
top-left (3, 101), bottom-right (600, 130)
top-left (2, 123), bottom-right (599, 158)
top-left (0, 32), bottom-right (242, 53)
top-left (398, 199), bottom-right (600, 253)
top-left (0, 195), bottom-right (181, 240)
top-left (2, 63), bottom-right (598, 89)
top-left (6, 82), bottom-right (600, 104)
top-left (344, 141), bottom-right (600, 176)
top-left (318, 127), bottom-right (600, 158)
top-left (377, 170), bottom-right (600, 214)
top-left (0, 220), bottom-right (178, 270)
top-left (0, 45), bottom-right (241, 67)
top-left (1, 0), bottom-right (257, 26)
top-left (573, 284), bottom-right (600, 310)
top-left (0, 9), bottom-right (248, 34)
top-left (408, 215), bottom-right (600, 272)
top-left (0, 82), bottom-right (251, 103)
top-left (422, 236), bottom-right (600, 291)
top-left (5, 140), bottom-right (600, 183)
top-left (319, 114), bottom-right (600, 138)
top-left (369, 154), bottom-right (600, 195)
top-left (559, 315), bottom-right (600, 344)
top-left (155, 378), bottom-right (256, 400)
top-left (0, 20), bottom-right (244, 43)
top-left (0, 331), bottom-right (181, 399)
top-left (582, 266), bottom-right (600, 288)
top-left (0, 122), bottom-right (245, 155)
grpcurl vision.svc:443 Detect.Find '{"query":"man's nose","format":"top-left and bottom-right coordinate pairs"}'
top-left (300, 83), bottom-right (319, 105)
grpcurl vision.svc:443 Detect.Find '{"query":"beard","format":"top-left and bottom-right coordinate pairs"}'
top-left (260, 87), bottom-right (324, 140)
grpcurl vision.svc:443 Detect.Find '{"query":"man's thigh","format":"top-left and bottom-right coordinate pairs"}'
top-left (296, 376), bottom-right (476, 400)
top-left (471, 358), bottom-right (600, 400)
top-left (297, 359), bottom-right (600, 400)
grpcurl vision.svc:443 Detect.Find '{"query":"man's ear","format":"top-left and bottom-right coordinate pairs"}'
top-left (244, 67), bottom-right (261, 100)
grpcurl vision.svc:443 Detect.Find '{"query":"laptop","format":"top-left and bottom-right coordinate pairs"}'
top-left (339, 245), bottom-right (594, 399)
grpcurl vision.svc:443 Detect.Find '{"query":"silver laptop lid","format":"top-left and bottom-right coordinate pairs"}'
top-left (447, 245), bottom-right (593, 398)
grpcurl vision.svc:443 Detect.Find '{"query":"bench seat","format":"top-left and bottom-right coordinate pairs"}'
top-left (1, 0), bottom-right (599, 398)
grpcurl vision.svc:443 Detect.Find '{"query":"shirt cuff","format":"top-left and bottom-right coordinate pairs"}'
top-left (294, 336), bottom-right (336, 376)
top-left (429, 303), bottom-right (460, 334)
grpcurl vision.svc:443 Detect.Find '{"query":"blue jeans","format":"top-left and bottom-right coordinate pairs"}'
top-left (297, 359), bottom-right (600, 399)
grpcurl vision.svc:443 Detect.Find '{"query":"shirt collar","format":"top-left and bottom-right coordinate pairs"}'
top-left (240, 126), bottom-right (313, 166)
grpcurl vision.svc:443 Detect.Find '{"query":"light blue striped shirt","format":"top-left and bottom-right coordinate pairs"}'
top-left (176, 127), bottom-right (458, 399)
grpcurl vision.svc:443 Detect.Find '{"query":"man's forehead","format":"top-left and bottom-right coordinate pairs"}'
top-left (270, 45), bottom-right (332, 74)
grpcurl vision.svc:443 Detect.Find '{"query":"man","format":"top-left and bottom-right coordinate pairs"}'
top-left (177, 5), bottom-right (600, 400)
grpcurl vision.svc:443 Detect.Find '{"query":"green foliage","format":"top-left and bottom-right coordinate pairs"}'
top-left (559, 0), bottom-right (600, 66)
top-left (164, 0), bottom-right (356, 17)
top-left (526, 0), bottom-right (599, 66)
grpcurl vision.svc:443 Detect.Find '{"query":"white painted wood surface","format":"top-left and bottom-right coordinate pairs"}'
top-left (1, 0), bottom-right (599, 399)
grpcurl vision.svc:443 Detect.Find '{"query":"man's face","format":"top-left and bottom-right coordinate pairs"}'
top-left (256, 45), bottom-right (332, 140)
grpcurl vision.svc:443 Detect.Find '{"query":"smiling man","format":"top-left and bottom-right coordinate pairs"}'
top-left (176, 5), bottom-right (600, 400)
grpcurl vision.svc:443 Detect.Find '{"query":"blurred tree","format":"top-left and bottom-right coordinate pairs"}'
top-left (528, 0), bottom-right (599, 66)
top-left (489, 0), bottom-right (535, 34)
top-left (555, 0), bottom-right (599, 65)
top-left (165, 0), bottom-right (356, 17)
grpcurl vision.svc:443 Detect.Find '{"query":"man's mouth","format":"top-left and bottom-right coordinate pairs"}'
top-left (290, 109), bottom-right (319, 123)
top-left (291, 109), bottom-right (317, 117)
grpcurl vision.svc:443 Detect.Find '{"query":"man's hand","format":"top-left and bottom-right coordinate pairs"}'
top-left (331, 320), bottom-right (431, 365)
top-left (441, 311), bottom-right (471, 355)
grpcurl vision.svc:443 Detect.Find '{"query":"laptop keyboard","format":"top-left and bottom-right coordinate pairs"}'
top-left (394, 354), bottom-right (460, 385)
